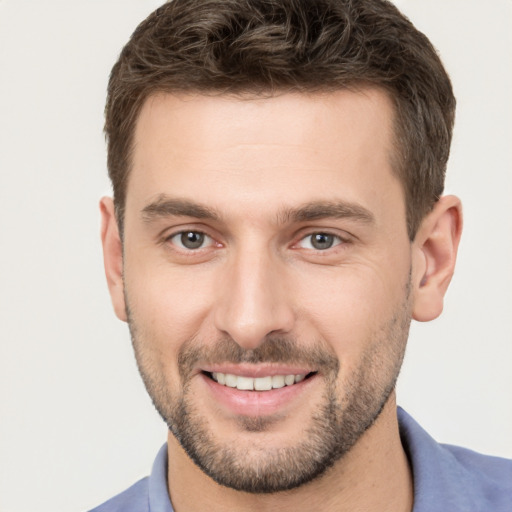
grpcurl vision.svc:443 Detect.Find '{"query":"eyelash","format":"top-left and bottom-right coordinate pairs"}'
top-left (165, 230), bottom-right (216, 251)
top-left (295, 232), bottom-right (346, 251)
top-left (164, 230), bottom-right (348, 253)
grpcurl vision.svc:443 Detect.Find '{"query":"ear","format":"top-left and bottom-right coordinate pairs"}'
top-left (411, 195), bottom-right (463, 322)
top-left (100, 197), bottom-right (128, 322)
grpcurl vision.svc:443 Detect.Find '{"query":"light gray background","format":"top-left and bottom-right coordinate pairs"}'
top-left (0, 1), bottom-right (511, 511)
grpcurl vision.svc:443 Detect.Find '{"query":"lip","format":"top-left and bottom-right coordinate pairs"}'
top-left (200, 363), bottom-right (316, 378)
top-left (200, 370), bottom-right (318, 417)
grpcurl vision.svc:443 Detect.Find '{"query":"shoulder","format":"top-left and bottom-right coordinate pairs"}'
top-left (88, 477), bottom-right (149, 512)
top-left (398, 408), bottom-right (512, 511)
top-left (87, 444), bottom-right (171, 512)
top-left (441, 443), bottom-right (512, 498)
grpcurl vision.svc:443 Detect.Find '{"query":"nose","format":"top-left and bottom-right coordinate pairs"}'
top-left (213, 246), bottom-right (295, 350)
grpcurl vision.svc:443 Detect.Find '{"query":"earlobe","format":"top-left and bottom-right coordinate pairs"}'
top-left (100, 197), bottom-right (128, 322)
top-left (412, 195), bottom-right (463, 322)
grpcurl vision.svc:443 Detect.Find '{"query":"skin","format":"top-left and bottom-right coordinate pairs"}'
top-left (101, 89), bottom-right (462, 511)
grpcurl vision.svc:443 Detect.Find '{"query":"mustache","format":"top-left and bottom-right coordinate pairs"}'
top-left (177, 336), bottom-right (340, 381)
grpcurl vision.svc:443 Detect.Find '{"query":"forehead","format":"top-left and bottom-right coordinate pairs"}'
top-left (127, 89), bottom-right (404, 228)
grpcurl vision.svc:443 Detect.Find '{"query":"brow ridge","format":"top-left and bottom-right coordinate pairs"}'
top-left (141, 195), bottom-right (220, 222)
top-left (278, 200), bottom-right (375, 225)
top-left (141, 196), bottom-right (374, 226)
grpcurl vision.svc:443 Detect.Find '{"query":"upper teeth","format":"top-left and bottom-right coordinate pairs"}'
top-left (211, 372), bottom-right (306, 391)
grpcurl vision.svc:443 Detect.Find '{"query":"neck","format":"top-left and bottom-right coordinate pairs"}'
top-left (167, 394), bottom-right (413, 512)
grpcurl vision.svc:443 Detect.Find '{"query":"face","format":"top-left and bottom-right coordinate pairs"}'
top-left (119, 90), bottom-right (414, 492)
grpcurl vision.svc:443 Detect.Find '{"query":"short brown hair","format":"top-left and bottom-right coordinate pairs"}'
top-left (105, 0), bottom-right (455, 239)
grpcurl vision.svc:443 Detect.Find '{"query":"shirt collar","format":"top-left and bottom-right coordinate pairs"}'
top-left (148, 444), bottom-right (174, 512)
top-left (398, 407), bottom-right (482, 511)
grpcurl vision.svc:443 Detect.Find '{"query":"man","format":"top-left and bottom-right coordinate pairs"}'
top-left (92, 0), bottom-right (512, 510)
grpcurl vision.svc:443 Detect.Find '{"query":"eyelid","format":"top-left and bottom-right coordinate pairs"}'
top-left (292, 229), bottom-right (352, 252)
top-left (169, 231), bottom-right (213, 250)
top-left (298, 233), bottom-right (341, 249)
top-left (162, 226), bottom-right (221, 251)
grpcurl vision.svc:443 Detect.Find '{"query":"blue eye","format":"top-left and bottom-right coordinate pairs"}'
top-left (298, 233), bottom-right (342, 250)
top-left (170, 231), bottom-right (212, 250)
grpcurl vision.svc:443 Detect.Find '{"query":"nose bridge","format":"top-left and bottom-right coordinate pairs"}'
top-left (214, 239), bottom-right (294, 350)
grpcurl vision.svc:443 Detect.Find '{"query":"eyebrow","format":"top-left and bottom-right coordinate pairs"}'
top-left (277, 200), bottom-right (375, 225)
top-left (141, 196), bottom-right (221, 222)
top-left (141, 195), bottom-right (374, 226)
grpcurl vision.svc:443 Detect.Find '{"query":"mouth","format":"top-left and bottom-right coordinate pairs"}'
top-left (203, 371), bottom-right (317, 391)
top-left (199, 368), bottom-right (319, 417)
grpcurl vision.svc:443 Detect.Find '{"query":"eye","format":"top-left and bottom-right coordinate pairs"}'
top-left (169, 231), bottom-right (213, 250)
top-left (297, 232), bottom-right (343, 251)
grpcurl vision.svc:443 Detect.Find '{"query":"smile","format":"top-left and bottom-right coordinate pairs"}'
top-left (209, 372), bottom-right (312, 391)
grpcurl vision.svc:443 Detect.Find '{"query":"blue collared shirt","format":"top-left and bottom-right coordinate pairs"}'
top-left (89, 408), bottom-right (512, 511)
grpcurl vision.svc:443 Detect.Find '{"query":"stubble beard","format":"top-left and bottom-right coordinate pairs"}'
top-left (126, 282), bottom-right (412, 494)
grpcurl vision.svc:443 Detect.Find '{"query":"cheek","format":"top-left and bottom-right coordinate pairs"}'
top-left (124, 259), bottom-right (216, 351)
top-left (292, 263), bottom-right (407, 357)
